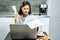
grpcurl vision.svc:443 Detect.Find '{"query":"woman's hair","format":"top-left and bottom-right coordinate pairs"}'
top-left (18, 1), bottom-right (31, 15)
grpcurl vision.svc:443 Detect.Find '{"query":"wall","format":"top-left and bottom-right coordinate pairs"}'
top-left (47, 0), bottom-right (60, 40)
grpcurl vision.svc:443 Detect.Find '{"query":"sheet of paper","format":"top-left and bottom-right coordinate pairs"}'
top-left (26, 19), bottom-right (45, 29)
top-left (12, 6), bottom-right (17, 14)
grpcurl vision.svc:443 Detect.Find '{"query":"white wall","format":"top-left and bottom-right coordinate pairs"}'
top-left (47, 0), bottom-right (60, 40)
top-left (48, 0), bottom-right (60, 17)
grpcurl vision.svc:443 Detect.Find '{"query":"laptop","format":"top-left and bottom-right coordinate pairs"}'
top-left (10, 24), bottom-right (37, 40)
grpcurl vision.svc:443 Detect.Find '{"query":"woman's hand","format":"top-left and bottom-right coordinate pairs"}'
top-left (14, 13), bottom-right (19, 23)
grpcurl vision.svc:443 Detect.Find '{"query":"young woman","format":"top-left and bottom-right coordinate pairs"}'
top-left (14, 1), bottom-right (50, 39)
top-left (14, 1), bottom-right (32, 24)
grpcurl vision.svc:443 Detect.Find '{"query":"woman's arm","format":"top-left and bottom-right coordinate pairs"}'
top-left (14, 13), bottom-right (19, 23)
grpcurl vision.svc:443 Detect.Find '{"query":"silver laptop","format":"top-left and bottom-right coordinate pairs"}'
top-left (10, 24), bottom-right (37, 39)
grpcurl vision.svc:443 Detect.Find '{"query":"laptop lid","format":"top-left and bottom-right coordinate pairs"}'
top-left (10, 24), bottom-right (37, 39)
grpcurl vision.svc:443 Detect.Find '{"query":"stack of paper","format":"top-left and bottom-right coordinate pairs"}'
top-left (26, 19), bottom-right (44, 29)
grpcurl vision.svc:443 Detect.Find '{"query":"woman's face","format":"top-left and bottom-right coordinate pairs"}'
top-left (22, 5), bottom-right (29, 15)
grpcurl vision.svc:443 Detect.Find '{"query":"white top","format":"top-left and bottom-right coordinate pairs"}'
top-left (17, 14), bottom-right (37, 24)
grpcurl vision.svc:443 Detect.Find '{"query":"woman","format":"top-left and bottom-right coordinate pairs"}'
top-left (14, 1), bottom-right (50, 40)
top-left (14, 1), bottom-right (32, 24)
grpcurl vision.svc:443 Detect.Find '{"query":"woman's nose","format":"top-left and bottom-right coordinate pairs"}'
top-left (25, 9), bottom-right (28, 12)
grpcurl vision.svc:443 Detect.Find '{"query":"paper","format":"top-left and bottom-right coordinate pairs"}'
top-left (37, 31), bottom-right (44, 36)
top-left (12, 5), bottom-right (17, 14)
top-left (26, 19), bottom-right (44, 29)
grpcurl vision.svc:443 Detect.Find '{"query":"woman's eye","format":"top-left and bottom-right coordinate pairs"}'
top-left (24, 8), bottom-right (26, 10)
top-left (27, 8), bottom-right (29, 10)
top-left (23, 8), bottom-right (29, 10)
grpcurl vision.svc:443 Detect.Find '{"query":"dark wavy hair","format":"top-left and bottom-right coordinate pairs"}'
top-left (18, 1), bottom-right (31, 15)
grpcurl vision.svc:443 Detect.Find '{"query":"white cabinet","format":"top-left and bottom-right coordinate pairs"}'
top-left (0, 18), bottom-right (15, 32)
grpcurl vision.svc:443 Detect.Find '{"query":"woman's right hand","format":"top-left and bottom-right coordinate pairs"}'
top-left (14, 13), bottom-right (19, 23)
